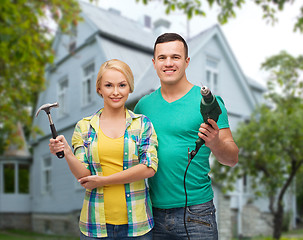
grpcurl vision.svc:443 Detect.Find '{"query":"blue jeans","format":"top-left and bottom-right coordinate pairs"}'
top-left (152, 200), bottom-right (218, 240)
top-left (80, 224), bottom-right (153, 240)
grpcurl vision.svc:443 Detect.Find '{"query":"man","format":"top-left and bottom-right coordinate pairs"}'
top-left (134, 33), bottom-right (239, 240)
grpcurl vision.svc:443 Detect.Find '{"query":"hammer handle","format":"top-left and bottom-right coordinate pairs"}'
top-left (50, 124), bottom-right (65, 159)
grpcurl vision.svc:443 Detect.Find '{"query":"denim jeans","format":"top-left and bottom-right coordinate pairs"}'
top-left (152, 200), bottom-right (218, 240)
top-left (80, 224), bottom-right (153, 240)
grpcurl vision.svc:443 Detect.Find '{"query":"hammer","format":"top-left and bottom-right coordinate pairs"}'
top-left (35, 102), bottom-right (64, 159)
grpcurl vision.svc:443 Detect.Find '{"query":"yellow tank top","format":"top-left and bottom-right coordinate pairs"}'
top-left (98, 128), bottom-right (128, 225)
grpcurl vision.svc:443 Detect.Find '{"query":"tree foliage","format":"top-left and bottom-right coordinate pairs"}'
top-left (137, 0), bottom-right (303, 32)
top-left (0, 0), bottom-right (81, 153)
top-left (212, 51), bottom-right (303, 239)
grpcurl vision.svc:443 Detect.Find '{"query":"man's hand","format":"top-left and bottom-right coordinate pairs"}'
top-left (198, 119), bottom-right (239, 167)
top-left (198, 119), bottom-right (220, 148)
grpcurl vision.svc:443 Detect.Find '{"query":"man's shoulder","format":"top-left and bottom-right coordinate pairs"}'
top-left (137, 88), bottom-right (160, 104)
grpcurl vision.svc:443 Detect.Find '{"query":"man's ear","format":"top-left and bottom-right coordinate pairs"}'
top-left (186, 57), bottom-right (190, 67)
top-left (152, 58), bottom-right (156, 69)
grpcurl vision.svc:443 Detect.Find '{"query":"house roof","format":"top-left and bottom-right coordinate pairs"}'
top-left (189, 24), bottom-right (262, 109)
top-left (2, 123), bottom-right (31, 160)
top-left (79, 1), bottom-right (156, 51)
top-left (52, 2), bottom-right (265, 108)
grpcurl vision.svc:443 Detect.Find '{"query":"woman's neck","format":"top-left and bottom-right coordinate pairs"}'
top-left (101, 106), bottom-right (126, 120)
top-left (99, 107), bottom-right (126, 139)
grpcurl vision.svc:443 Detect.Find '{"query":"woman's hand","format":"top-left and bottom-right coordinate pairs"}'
top-left (78, 175), bottom-right (104, 190)
top-left (49, 135), bottom-right (70, 156)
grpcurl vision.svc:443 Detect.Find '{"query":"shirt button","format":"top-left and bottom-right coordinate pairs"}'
top-left (124, 166), bottom-right (127, 169)
top-left (125, 152), bottom-right (127, 155)
top-left (129, 210), bottom-right (132, 213)
top-left (127, 194), bottom-right (130, 197)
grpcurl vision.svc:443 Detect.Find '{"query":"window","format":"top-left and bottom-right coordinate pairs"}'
top-left (82, 62), bottom-right (95, 106)
top-left (58, 78), bottom-right (68, 117)
top-left (18, 164), bottom-right (30, 193)
top-left (1, 163), bottom-right (30, 194)
top-left (42, 157), bottom-right (52, 194)
top-left (205, 58), bottom-right (219, 93)
top-left (4, 164), bottom-right (15, 193)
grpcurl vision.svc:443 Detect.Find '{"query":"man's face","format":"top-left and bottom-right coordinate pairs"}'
top-left (153, 40), bottom-right (190, 86)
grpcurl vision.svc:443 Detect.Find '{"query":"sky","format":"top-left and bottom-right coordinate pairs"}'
top-left (89, 0), bottom-right (303, 86)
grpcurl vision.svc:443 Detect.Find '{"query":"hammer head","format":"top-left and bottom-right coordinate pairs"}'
top-left (35, 102), bottom-right (59, 117)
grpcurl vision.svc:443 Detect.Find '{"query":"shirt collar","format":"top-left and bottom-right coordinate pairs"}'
top-left (87, 108), bottom-right (141, 131)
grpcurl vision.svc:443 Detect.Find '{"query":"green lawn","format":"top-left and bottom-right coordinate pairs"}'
top-left (1, 228), bottom-right (303, 240)
top-left (0, 230), bottom-right (79, 240)
top-left (233, 228), bottom-right (303, 240)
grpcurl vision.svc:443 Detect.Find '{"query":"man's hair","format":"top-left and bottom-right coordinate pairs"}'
top-left (153, 33), bottom-right (188, 59)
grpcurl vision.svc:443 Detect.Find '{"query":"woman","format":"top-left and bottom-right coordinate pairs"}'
top-left (49, 59), bottom-right (158, 239)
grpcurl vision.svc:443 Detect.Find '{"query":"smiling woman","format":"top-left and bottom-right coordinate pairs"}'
top-left (48, 59), bottom-right (158, 239)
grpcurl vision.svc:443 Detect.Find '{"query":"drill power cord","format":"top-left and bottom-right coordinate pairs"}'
top-left (183, 149), bottom-right (191, 240)
top-left (184, 146), bottom-right (202, 240)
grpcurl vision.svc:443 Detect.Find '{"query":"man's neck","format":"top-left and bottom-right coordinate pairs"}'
top-left (160, 79), bottom-right (194, 103)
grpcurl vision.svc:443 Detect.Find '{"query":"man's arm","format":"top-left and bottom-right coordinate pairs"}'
top-left (198, 119), bottom-right (239, 167)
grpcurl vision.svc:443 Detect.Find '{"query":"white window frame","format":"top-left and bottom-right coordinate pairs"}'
top-left (41, 156), bottom-right (52, 195)
top-left (205, 57), bottom-right (219, 93)
top-left (82, 62), bottom-right (95, 107)
top-left (58, 77), bottom-right (69, 118)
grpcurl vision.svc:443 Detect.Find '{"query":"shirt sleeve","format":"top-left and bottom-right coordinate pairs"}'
top-left (138, 115), bottom-right (158, 172)
top-left (133, 101), bottom-right (141, 114)
top-left (216, 96), bottom-right (230, 129)
top-left (71, 122), bottom-right (90, 169)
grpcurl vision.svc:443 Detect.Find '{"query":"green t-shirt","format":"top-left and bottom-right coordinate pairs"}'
top-left (134, 85), bottom-right (230, 208)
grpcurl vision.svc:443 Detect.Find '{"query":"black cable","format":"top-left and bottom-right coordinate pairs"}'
top-left (184, 146), bottom-right (201, 240)
top-left (183, 149), bottom-right (192, 240)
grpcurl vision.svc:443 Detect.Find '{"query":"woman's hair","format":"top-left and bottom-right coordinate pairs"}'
top-left (96, 59), bottom-right (134, 96)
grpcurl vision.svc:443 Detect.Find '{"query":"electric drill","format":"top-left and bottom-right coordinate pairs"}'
top-left (189, 86), bottom-right (222, 159)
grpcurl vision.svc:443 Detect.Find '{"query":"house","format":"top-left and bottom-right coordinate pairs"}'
top-left (0, 1), bottom-right (296, 238)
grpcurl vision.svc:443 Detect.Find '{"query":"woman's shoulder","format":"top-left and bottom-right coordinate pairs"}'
top-left (127, 109), bottom-right (151, 122)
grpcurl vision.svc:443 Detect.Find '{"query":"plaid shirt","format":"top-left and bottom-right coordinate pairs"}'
top-left (71, 108), bottom-right (158, 238)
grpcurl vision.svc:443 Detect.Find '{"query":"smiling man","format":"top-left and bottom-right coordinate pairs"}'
top-left (134, 33), bottom-right (239, 240)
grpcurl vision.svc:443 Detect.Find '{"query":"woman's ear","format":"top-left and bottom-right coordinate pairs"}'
top-left (97, 88), bottom-right (103, 97)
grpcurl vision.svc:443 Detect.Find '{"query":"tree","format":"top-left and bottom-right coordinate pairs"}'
top-left (137, 0), bottom-right (303, 32)
top-left (212, 51), bottom-right (303, 239)
top-left (0, 0), bottom-right (82, 153)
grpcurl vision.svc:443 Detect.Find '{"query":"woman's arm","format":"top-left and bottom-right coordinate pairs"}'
top-left (49, 135), bottom-right (91, 179)
top-left (78, 164), bottom-right (155, 190)
top-left (79, 115), bottom-right (158, 190)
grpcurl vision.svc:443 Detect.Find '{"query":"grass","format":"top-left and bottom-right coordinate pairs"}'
top-left (0, 229), bottom-right (79, 240)
top-left (1, 228), bottom-right (303, 240)
top-left (234, 228), bottom-right (303, 240)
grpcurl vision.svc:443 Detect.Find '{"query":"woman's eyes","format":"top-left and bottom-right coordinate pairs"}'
top-left (104, 83), bottom-right (127, 87)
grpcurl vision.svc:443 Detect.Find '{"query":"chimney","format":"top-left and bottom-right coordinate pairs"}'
top-left (108, 8), bottom-right (121, 16)
top-left (138, 15), bottom-right (152, 29)
top-left (153, 18), bottom-right (171, 35)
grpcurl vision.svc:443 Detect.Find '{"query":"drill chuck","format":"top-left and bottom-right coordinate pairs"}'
top-left (201, 86), bottom-right (211, 96)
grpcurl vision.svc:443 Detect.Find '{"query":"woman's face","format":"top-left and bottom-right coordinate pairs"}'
top-left (97, 69), bottom-right (131, 110)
